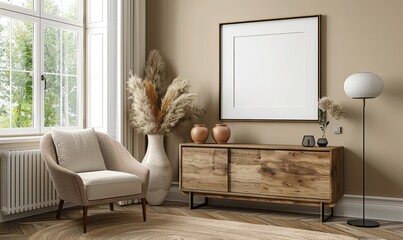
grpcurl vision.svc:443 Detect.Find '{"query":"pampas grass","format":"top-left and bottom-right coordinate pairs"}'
top-left (144, 50), bottom-right (166, 96)
top-left (127, 50), bottom-right (201, 135)
top-left (127, 74), bottom-right (157, 134)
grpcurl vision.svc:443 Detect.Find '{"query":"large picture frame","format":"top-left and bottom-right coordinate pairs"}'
top-left (219, 15), bottom-right (320, 121)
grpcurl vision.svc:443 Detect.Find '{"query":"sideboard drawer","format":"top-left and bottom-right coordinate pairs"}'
top-left (181, 147), bottom-right (228, 192)
top-left (229, 149), bottom-right (330, 199)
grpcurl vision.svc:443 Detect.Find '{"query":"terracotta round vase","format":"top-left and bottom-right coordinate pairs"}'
top-left (212, 124), bottom-right (231, 144)
top-left (190, 124), bottom-right (209, 144)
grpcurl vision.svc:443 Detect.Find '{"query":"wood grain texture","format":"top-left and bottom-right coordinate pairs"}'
top-left (230, 149), bottom-right (330, 199)
top-left (181, 147), bottom-right (228, 192)
top-left (179, 144), bottom-right (344, 211)
top-left (331, 148), bottom-right (344, 202)
top-left (1, 202), bottom-right (402, 240)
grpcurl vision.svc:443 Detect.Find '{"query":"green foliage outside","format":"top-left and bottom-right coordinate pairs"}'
top-left (0, 18), bottom-right (34, 128)
top-left (0, 0), bottom-right (79, 130)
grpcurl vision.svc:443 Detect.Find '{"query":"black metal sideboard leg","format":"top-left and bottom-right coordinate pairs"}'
top-left (189, 192), bottom-right (208, 209)
top-left (320, 202), bottom-right (334, 222)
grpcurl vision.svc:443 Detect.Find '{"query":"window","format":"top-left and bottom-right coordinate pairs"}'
top-left (0, 0), bottom-right (34, 10)
top-left (44, 0), bottom-right (78, 20)
top-left (0, 0), bottom-right (83, 136)
top-left (42, 20), bottom-right (82, 130)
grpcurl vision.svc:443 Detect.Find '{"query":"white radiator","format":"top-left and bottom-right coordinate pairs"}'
top-left (1, 149), bottom-right (58, 215)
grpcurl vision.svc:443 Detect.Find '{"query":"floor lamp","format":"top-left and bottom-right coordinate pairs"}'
top-left (344, 72), bottom-right (384, 228)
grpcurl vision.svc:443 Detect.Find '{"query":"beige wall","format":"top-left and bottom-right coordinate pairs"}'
top-left (146, 0), bottom-right (403, 198)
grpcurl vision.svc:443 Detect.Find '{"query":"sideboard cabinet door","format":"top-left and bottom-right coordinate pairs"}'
top-left (230, 149), bottom-right (330, 199)
top-left (181, 147), bottom-right (228, 192)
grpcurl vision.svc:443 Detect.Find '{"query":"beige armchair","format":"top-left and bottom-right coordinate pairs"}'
top-left (40, 131), bottom-right (150, 233)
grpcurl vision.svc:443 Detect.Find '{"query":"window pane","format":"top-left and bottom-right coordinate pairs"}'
top-left (11, 19), bottom-right (33, 71)
top-left (44, 26), bottom-right (61, 74)
top-left (0, 17), bottom-right (11, 69)
top-left (66, 76), bottom-right (77, 126)
top-left (44, 75), bottom-right (78, 127)
top-left (10, 71), bottom-right (33, 128)
top-left (0, 16), bottom-right (34, 130)
top-left (0, 0), bottom-right (34, 10)
top-left (0, 70), bottom-right (11, 128)
top-left (44, 0), bottom-right (78, 21)
top-left (44, 74), bottom-right (61, 127)
top-left (44, 24), bottom-right (80, 128)
top-left (43, 0), bottom-right (60, 16)
top-left (62, 29), bottom-right (77, 75)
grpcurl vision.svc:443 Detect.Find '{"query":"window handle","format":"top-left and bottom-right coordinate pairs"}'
top-left (41, 75), bottom-right (47, 90)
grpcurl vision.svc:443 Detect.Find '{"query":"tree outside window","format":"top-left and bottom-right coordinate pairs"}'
top-left (0, 0), bottom-right (82, 134)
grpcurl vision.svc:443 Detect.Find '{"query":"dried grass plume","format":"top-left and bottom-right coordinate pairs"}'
top-left (144, 50), bottom-right (166, 96)
top-left (318, 96), bottom-right (345, 137)
top-left (127, 50), bottom-right (202, 135)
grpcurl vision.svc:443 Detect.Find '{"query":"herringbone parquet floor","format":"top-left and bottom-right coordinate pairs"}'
top-left (0, 201), bottom-right (402, 239)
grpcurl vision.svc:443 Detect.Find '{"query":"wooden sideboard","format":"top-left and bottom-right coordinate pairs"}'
top-left (179, 143), bottom-right (344, 221)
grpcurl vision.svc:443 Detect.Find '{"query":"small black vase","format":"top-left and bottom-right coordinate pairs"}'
top-left (302, 135), bottom-right (315, 147)
top-left (317, 138), bottom-right (328, 147)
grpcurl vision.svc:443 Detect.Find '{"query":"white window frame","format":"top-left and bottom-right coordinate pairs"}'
top-left (0, 9), bottom-right (40, 135)
top-left (40, 19), bottom-right (83, 133)
top-left (86, 0), bottom-right (106, 28)
top-left (40, 0), bottom-right (83, 27)
top-left (86, 27), bottom-right (107, 132)
top-left (0, 0), bottom-right (40, 17)
top-left (0, 0), bottom-right (84, 137)
top-left (86, 0), bottom-right (117, 138)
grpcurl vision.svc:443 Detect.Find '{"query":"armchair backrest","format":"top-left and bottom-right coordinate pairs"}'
top-left (51, 128), bottom-right (106, 173)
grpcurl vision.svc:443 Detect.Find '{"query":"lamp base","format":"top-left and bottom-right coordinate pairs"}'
top-left (347, 219), bottom-right (379, 228)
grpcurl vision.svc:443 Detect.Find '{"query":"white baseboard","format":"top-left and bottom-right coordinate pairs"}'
top-left (335, 194), bottom-right (403, 221)
top-left (167, 183), bottom-right (403, 222)
top-left (2, 185), bottom-right (402, 223)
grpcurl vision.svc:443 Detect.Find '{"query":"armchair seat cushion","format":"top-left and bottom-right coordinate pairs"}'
top-left (77, 170), bottom-right (142, 200)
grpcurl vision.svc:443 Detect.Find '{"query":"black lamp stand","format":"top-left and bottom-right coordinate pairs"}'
top-left (347, 99), bottom-right (379, 228)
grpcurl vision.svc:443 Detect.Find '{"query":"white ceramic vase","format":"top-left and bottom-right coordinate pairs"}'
top-left (142, 134), bottom-right (173, 205)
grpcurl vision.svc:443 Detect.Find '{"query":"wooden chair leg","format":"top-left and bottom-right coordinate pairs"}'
top-left (109, 203), bottom-right (114, 211)
top-left (141, 198), bottom-right (147, 222)
top-left (56, 199), bottom-right (64, 218)
top-left (83, 206), bottom-right (88, 233)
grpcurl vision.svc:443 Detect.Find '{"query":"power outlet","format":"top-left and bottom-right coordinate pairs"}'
top-left (333, 126), bottom-right (342, 134)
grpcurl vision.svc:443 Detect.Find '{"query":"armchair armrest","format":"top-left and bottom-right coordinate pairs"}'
top-left (96, 132), bottom-right (150, 196)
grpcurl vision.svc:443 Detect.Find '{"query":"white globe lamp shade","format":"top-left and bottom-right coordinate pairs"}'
top-left (344, 72), bottom-right (384, 99)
